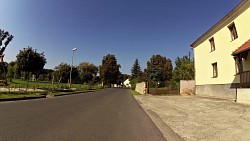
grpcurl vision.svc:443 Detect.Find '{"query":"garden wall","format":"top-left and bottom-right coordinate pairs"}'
top-left (180, 80), bottom-right (195, 95)
top-left (135, 82), bottom-right (147, 94)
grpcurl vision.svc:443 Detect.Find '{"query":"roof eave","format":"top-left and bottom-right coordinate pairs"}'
top-left (190, 0), bottom-right (250, 48)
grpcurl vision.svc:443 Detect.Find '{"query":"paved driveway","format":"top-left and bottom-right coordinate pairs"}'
top-left (134, 95), bottom-right (250, 141)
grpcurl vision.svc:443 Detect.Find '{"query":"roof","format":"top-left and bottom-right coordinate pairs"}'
top-left (232, 39), bottom-right (250, 56)
top-left (191, 0), bottom-right (250, 48)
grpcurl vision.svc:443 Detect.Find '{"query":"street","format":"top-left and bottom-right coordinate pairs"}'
top-left (0, 89), bottom-right (165, 141)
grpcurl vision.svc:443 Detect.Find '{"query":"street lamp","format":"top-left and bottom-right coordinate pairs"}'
top-left (69, 48), bottom-right (77, 88)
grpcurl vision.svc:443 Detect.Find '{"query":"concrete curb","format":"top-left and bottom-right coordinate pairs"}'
top-left (135, 98), bottom-right (184, 141)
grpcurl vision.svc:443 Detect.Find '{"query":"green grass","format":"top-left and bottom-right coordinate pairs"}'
top-left (7, 79), bottom-right (101, 90)
top-left (130, 90), bottom-right (141, 95)
top-left (0, 93), bottom-right (42, 98)
top-left (0, 79), bottom-right (104, 99)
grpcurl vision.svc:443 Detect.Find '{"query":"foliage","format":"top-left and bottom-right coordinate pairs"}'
top-left (78, 62), bottom-right (98, 84)
top-left (130, 78), bottom-right (138, 90)
top-left (0, 62), bottom-right (7, 80)
top-left (117, 74), bottom-right (130, 86)
top-left (16, 47), bottom-right (47, 79)
top-left (99, 54), bottom-right (121, 86)
top-left (7, 62), bottom-right (14, 80)
top-left (173, 55), bottom-right (194, 82)
top-left (146, 54), bottom-right (173, 83)
top-left (53, 63), bottom-right (79, 84)
top-left (36, 69), bottom-right (54, 81)
top-left (131, 59), bottom-right (142, 79)
top-left (0, 29), bottom-right (14, 55)
top-left (13, 63), bottom-right (21, 78)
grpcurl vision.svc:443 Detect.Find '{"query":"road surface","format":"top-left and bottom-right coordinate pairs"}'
top-left (0, 88), bottom-right (165, 141)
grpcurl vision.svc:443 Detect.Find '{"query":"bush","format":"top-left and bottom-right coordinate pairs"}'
top-left (169, 80), bottom-right (180, 90)
top-left (130, 78), bottom-right (137, 90)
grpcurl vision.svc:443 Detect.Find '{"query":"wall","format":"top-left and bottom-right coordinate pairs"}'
top-left (196, 84), bottom-right (237, 99)
top-left (135, 82), bottom-right (147, 94)
top-left (180, 80), bottom-right (195, 95)
top-left (193, 2), bottom-right (250, 86)
top-left (237, 88), bottom-right (250, 104)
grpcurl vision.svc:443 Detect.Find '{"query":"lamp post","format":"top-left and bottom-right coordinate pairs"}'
top-left (69, 48), bottom-right (77, 88)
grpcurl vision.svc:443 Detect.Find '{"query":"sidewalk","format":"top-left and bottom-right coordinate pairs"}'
top-left (134, 95), bottom-right (250, 141)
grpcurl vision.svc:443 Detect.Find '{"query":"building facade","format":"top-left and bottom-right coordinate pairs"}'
top-left (191, 0), bottom-right (250, 100)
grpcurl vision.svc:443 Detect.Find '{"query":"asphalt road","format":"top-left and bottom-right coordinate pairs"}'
top-left (0, 88), bottom-right (165, 141)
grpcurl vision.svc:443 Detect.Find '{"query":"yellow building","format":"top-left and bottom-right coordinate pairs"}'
top-left (191, 0), bottom-right (250, 101)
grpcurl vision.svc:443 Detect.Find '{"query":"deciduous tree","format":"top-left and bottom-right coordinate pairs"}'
top-left (99, 54), bottom-right (121, 86)
top-left (53, 63), bottom-right (78, 84)
top-left (147, 54), bottom-right (173, 83)
top-left (16, 47), bottom-right (47, 79)
top-left (78, 62), bottom-right (98, 84)
top-left (173, 55), bottom-right (194, 82)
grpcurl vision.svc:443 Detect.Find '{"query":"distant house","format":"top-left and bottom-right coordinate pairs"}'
top-left (123, 79), bottom-right (131, 88)
top-left (191, 0), bottom-right (250, 102)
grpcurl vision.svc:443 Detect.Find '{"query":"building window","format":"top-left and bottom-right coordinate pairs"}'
top-left (235, 57), bottom-right (243, 74)
top-left (228, 23), bottom-right (238, 41)
top-left (212, 63), bottom-right (218, 78)
top-left (209, 37), bottom-right (215, 52)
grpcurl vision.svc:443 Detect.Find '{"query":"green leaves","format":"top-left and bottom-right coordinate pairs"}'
top-left (99, 54), bottom-right (121, 86)
top-left (146, 54), bottom-right (173, 82)
top-left (16, 47), bottom-right (47, 76)
top-left (173, 55), bottom-right (194, 82)
top-left (78, 62), bottom-right (98, 83)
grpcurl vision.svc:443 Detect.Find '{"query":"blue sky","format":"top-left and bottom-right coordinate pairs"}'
top-left (1, 0), bottom-right (241, 74)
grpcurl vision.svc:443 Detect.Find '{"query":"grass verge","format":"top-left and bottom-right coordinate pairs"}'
top-left (0, 93), bottom-right (42, 98)
top-left (130, 90), bottom-right (141, 95)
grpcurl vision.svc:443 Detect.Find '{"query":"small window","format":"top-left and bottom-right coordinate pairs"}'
top-left (235, 57), bottom-right (243, 74)
top-left (212, 63), bottom-right (218, 78)
top-left (228, 23), bottom-right (238, 41)
top-left (209, 37), bottom-right (215, 52)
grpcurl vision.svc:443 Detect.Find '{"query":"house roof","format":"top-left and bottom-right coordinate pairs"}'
top-left (191, 0), bottom-right (250, 48)
top-left (232, 39), bottom-right (250, 56)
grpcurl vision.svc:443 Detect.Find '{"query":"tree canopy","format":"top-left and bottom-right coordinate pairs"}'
top-left (146, 54), bottom-right (173, 82)
top-left (78, 62), bottom-right (98, 83)
top-left (53, 63), bottom-right (78, 84)
top-left (173, 55), bottom-right (194, 82)
top-left (131, 58), bottom-right (142, 79)
top-left (16, 47), bottom-right (46, 79)
top-left (99, 54), bottom-right (121, 86)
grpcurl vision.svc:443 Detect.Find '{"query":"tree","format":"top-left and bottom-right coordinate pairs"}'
top-left (99, 54), bottom-right (121, 86)
top-left (53, 63), bottom-right (79, 84)
top-left (13, 63), bottom-right (21, 79)
top-left (147, 54), bottom-right (173, 83)
top-left (0, 29), bottom-right (14, 62)
top-left (131, 58), bottom-right (142, 79)
top-left (78, 62), bottom-right (98, 84)
top-left (7, 61), bottom-right (15, 81)
top-left (173, 55), bottom-right (194, 82)
top-left (16, 47), bottom-right (47, 79)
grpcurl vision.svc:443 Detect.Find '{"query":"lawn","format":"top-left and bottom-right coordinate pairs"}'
top-left (0, 79), bottom-right (104, 99)
top-left (0, 93), bottom-right (42, 99)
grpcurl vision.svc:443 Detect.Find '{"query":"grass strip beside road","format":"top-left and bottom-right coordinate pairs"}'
top-left (0, 93), bottom-right (42, 98)
top-left (130, 90), bottom-right (142, 95)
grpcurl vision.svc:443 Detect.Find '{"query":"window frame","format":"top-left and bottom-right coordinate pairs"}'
top-left (234, 57), bottom-right (243, 75)
top-left (228, 22), bottom-right (238, 41)
top-left (209, 37), bottom-right (215, 52)
top-left (212, 62), bottom-right (218, 78)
